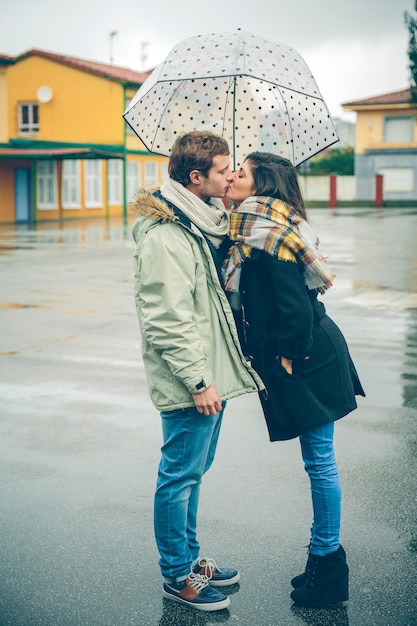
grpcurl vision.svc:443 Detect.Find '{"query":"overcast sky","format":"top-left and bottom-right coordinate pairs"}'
top-left (1, 0), bottom-right (414, 120)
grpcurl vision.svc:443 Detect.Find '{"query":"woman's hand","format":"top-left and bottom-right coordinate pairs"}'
top-left (279, 355), bottom-right (293, 375)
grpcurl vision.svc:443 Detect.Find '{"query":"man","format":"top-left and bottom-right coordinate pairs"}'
top-left (131, 131), bottom-right (263, 611)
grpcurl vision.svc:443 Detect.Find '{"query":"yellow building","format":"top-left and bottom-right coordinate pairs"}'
top-left (0, 49), bottom-right (169, 223)
top-left (342, 89), bottom-right (417, 201)
top-left (0, 54), bottom-right (14, 144)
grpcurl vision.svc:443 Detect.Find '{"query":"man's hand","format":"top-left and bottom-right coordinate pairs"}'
top-left (193, 385), bottom-right (222, 416)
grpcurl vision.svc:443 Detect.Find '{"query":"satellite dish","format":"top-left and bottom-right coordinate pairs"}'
top-left (37, 86), bottom-right (53, 103)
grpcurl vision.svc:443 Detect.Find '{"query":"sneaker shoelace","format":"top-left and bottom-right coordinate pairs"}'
top-left (197, 557), bottom-right (218, 579)
top-left (188, 572), bottom-right (210, 592)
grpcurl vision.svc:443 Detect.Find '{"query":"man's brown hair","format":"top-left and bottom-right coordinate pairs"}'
top-left (168, 131), bottom-right (230, 187)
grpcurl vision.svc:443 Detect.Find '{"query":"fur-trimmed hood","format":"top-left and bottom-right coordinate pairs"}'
top-left (130, 188), bottom-right (176, 224)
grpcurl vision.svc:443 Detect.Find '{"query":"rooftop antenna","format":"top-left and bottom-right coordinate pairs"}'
top-left (140, 41), bottom-right (149, 70)
top-left (109, 31), bottom-right (118, 64)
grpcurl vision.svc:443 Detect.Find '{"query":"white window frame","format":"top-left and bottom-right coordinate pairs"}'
top-left (18, 102), bottom-right (39, 135)
top-left (144, 161), bottom-right (158, 186)
top-left (161, 161), bottom-right (169, 182)
top-left (84, 160), bottom-right (103, 208)
top-left (62, 160), bottom-right (81, 209)
top-left (383, 116), bottom-right (414, 143)
top-left (107, 159), bottom-right (123, 205)
top-left (127, 160), bottom-right (142, 201)
top-left (37, 161), bottom-right (57, 210)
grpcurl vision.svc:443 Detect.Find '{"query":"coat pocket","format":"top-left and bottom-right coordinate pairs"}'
top-left (256, 339), bottom-right (324, 441)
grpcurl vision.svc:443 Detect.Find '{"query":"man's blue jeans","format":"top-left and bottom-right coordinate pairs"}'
top-left (299, 421), bottom-right (342, 556)
top-left (154, 404), bottom-right (225, 581)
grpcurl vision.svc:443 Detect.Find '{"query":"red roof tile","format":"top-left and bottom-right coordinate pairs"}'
top-left (342, 88), bottom-right (412, 107)
top-left (15, 48), bottom-right (153, 85)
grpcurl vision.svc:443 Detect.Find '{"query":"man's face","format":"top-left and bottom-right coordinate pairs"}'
top-left (192, 154), bottom-right (233, 201)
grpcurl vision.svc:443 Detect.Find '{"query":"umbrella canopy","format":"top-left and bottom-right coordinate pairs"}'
top-left (124, 29), bottom-right (339, 168)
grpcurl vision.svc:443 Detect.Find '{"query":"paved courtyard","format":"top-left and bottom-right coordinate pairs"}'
top-left (0, 206), bottom-right (416, 625)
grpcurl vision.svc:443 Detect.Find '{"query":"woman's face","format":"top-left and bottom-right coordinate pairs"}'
top-left (226, 160), bottom-right (256, 205)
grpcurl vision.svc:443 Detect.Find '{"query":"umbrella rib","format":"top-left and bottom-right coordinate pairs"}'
top-left (273, 87), bottom-right (295, 165)
top-left (232, 76), bottom-right (237, 171)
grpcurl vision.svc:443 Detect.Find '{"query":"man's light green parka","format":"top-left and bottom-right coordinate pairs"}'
top-left (131, 189), bottom-right (264, 412)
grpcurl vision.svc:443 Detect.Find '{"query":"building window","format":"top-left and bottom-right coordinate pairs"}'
top-left (378, 167), bottom-right (414, 193)
top-left (127, 161), bottom-right (142, 201)
top-left (62, 160), bottom-right (81, 209)
top-left (161, 161), bottom-right (169, 181)
top-left (85, 160), bottom-right (103, 208)
top-left (37, 161), bottom-right (57, 209)
top-left (18, 102), bottom-right (39, 135)
top-left (144, 161), bottom-right (158, 186)
top-left (384, 116), bottom-right (414, 143)
top-left (108, 159), bottom-right (123, 205)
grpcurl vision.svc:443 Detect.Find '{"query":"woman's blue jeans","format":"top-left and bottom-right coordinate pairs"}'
top-left (154, 404), bottom-right (224, 581)
top-left (299, 421), bottom-right (341, 556)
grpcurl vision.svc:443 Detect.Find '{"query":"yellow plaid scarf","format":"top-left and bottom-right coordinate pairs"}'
top-left (223, 196), bottom-right (335, 293)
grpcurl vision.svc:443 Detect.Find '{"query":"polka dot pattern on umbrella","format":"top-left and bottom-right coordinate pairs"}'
top-left (124, 30), bottom-right (339, 167)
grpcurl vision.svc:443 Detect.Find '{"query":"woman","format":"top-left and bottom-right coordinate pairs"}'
top-left (223, 152), bottom-right (365, 609)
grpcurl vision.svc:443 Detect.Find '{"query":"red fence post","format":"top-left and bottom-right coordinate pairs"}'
top-left (375, 174), bottom-right (384, 207)
top-left (328, 175), bottom-right (337, 208)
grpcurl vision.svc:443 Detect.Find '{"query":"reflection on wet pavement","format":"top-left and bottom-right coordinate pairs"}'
top-left (1, 207), bottom-right (416, 296)
top-left (0, 217), bottom-right (131, 252)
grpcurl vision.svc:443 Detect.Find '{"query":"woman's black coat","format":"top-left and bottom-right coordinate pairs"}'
top-left (239, 251), bottom-right (365, 441)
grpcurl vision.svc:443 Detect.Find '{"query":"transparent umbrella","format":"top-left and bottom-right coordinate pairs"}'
top-left (124, 29), bottom-right (339, 168)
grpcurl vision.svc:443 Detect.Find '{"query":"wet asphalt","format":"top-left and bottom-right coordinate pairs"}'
top-left (0, 206), bottom-right (416, 626)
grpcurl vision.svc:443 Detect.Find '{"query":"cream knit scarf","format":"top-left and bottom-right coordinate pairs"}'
top-left (160, 178), bottom-right (230, 248)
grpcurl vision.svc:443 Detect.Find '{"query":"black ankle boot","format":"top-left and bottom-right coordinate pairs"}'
top-left (291, 558), bottom-right (309, 589)
top-left (290, 546), bottom-right (349, 608)
top-left (291, 544), bottom-right (346, 589)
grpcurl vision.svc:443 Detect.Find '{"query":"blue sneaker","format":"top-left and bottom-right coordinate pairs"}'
top-left (163, 573), bottom-right (230, 611)
top-left (193, 557), bottom-right (240, 586)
